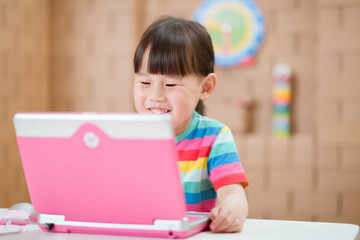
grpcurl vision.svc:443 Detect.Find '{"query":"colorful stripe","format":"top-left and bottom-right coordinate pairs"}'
top-left (186, 199), bottom-right (216, 212)
top-left (207, 152), bottom-right (240, 171)
top-left (208, 142), bottom-right (238, 159)
top-left (180, 169), bottom-right (209, 182)
top-left (181, 126), bottom-right (222, 140)
top-left (185, 189), bottom-right (217, 204)
top-left (182, 179), bottom-right (213, 193)
top-left (176, 135), bottom-right (217, 151)
top-left (178, 157), bottom-right (207, 172)
top-left (177, 146), bottom-right (212, 161)
top-left (212, 173), bottom-right (249, 191)
top-left (209, 162), bottom-right (244, 182)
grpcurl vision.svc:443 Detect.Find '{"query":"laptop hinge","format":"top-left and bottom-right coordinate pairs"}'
top-left (38, 214), bottom-right (191, 231)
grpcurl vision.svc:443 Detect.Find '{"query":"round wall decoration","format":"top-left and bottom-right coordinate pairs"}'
top-left (193, 0), bottom-right (266, 67)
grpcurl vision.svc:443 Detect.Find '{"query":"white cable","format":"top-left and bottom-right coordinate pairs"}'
top-left (0, 220), bottom-right (23, 235)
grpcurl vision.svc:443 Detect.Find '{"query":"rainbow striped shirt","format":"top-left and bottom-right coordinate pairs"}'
top-left (176, 111), bottom-right (248, 212)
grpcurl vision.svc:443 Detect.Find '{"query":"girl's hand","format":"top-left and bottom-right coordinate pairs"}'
top-left (210, 205), bottom-right (244, 232)
top-left (209, 183), bottom-right (248, 233)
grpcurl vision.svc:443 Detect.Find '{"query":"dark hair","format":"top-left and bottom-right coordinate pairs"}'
top-left (133, 16), bottom-right (215, 115)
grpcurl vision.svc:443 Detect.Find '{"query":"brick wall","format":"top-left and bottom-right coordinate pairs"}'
top-left (51, 0), bottom-right (136, 111)
top-left (0, 0), bottom-right (49, 206)
top-left (315, 0), bottom-right (360, 224)
top-left (0, 0), bottom-right (359, 225)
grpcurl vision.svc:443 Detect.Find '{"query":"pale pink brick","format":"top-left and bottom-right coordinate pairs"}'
top-left (256, 0), bottom-right (296, 10)
top-left (318, 75), bottom-right (360, 98)
top-left (299, 34), bottom-right (316, 57)
top-left (341, 146), bottom-right (360, 170)
top-left (261, 33), bottom-right (295, 56)
top-left (233, 134), bottom-right (248, 165)
top-left (53, 36), bottom-right (89, 57)
top-left (318, 170), bottom-right (360, 192)
top-left (52, 0), bottom-right (92, 12)
top-left (245, 170), bottom-right (266, 190)
top-left (316, 54), bottom-right (341, 79)
top-left (342, 193), bottom-right (360, 218)
top-left (206, 103), bottom-right (240, 132)
top-left (318, 122), bottom-right (360, 145)
top-left (298, 0), bottom-right (316, 10)
top-left (269, 169), bottom-right (313, 191)
top-left (52, 14), bottom-right (74, 37)
top-left (269, 138), bottom-right (290, 170)
top-left (93, 34), bottom-right (133, 56)
top-left (243, 135), bottom-right (266, 171)
top-left (167, 0), bottom-right (201, 13)
top-left (94, 0), bottom-right (136, 13)
top-left (4, 4), bottom-right (26, 31)
top-left (293, 190), bottom-right (338, 218)
top-left (318, 31), bottom-right (360, 52)
top-left (0, 31), bottom-right (16, 51)
top-left (291, 135), bottom-right (313, 170)
top-left (71, 57), bottom-right (109, 78)
top-left (316, 98), bottom-right (340, 123)
top-left (318, 8), bottom-right (341, 32)
top-left (342, 99), bottom-right (360, 123)
top-left (277, 10), bottom-right (315, 33)
top-left (317, 145), bottom-right (339, 170)
top-left (318, 0), bottom-right (360, 6)
top-left (95, 75), bottom-right (133, 99)
top-left (344, 7), bottom-right (360, 32)
top-left (69, 12), bottom-right (111, 35)
top-left (247, 189), bottom-right (288, 219)
top-left (0, 76), bottom-right (16, 96)
top-left (343, 54), bottom-right (360, 77)
top-left (53, 76), bottom-right (88, 97)
top-left (6, 96), bottom-right (34, 116)
top-left (114, 14), bottom-right (137, 36)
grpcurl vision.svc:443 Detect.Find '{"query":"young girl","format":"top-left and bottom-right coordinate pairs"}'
top-left (133, 16), bottom-right (249, 233)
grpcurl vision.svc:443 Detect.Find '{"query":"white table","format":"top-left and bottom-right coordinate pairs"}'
top-left (1, 209), bottom-right (359, 240)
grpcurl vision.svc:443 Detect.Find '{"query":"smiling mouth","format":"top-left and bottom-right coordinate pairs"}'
top-left (148, 108), bottom-right (171, 114)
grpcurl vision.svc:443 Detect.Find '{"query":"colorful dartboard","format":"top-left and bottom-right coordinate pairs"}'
top-left (193, 0), bottom-right (265, 67)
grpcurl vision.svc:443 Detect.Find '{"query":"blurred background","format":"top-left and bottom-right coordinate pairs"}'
top-left (0, 0), bottom-right (359, 225)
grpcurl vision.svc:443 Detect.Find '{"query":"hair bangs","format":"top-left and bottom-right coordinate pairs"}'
top-left (147, 39), bottom-right (194, 77)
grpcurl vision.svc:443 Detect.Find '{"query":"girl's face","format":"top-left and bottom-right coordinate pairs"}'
top-left (133, 52), bottom-right (204, 135)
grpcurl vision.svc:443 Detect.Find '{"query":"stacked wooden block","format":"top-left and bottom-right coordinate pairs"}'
top-left (272, 64), bottom-right (292, 137)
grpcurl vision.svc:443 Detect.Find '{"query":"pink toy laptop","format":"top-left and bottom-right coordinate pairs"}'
top-left (13, 112), bottom-right (210, 238)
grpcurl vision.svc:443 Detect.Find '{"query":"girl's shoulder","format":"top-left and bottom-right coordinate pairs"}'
top-left (177, 111), bottom-right (229, 143)
top-left (195, 111), bottom-right (226, 129)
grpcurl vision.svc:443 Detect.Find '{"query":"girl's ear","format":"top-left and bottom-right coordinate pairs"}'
top-left (200, 73), bottom-right (217, 100)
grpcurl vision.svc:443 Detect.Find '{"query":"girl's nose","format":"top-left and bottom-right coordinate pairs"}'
top-left (149, 86), bottom-right (166, 102)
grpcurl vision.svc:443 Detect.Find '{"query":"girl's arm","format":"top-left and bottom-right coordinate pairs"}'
top-left (209, 183), bottom-right (248, 233)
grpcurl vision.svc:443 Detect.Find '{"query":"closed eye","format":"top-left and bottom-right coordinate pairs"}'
top-left (165, 84), bottom-right (177, 87)
top-left (141, 82), bottom-right (151, 85)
